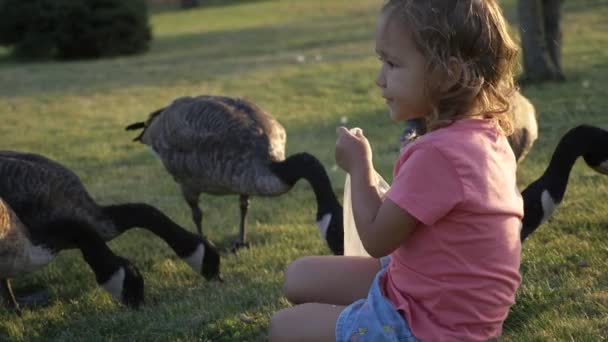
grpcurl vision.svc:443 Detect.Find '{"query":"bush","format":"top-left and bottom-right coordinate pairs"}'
top-left (0, 0), bottom-right (152, 60)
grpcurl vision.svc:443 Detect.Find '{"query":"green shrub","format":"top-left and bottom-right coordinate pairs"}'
top-left (0, 0), bottom-right (152, 60)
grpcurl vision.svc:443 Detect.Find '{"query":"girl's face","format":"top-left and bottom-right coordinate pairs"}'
top-left (375, 12), bottom-right (430, 122)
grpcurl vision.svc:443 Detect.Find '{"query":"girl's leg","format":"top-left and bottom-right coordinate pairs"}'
top-left (283, 255), bottom-right (381, 306)
top-left (269, 303), bottom-right (345, 342)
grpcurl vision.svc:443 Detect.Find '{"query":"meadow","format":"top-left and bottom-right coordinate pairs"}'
top-left (0, 0), bottom-right (607, 340)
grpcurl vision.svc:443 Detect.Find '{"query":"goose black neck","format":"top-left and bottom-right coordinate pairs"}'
top-left (520, 125), bottom-right (607, 241)
top-left (40, 218), bottom-right (125, 282)
top-left (270, 153), bottom-right (341, 216)
top-left (102, 203), bottom-right (200, 257)
top-left (540, 125), bottom-right (601, 202)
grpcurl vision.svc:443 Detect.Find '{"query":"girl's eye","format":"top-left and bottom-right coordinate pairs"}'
top-left (376, 54), bottom-right (396, 68)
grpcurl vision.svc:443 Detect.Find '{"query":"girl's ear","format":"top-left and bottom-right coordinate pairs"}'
top-left (440, 57), bottom-right (463, 92)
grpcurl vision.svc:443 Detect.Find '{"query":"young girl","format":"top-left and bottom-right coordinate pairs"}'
top-left (269, 0), bottom-right (523, 341)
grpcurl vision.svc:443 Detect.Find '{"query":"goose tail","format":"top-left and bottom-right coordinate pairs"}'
top-left (125, 108), bottom-right (165, 142)
top-left (125, 122), bottom-right (145, 131)
top-left (125, 122), bottom-right (145, 142)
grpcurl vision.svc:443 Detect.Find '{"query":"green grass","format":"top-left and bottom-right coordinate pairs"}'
top-left (1, 0), bottom-right (607, 340)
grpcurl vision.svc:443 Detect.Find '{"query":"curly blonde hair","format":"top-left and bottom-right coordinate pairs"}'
top-left (383, 0), bottom-right (519, 135)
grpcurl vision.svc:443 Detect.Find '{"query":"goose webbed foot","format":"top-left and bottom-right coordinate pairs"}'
top-left (230, 240), bottom-right (250, 253)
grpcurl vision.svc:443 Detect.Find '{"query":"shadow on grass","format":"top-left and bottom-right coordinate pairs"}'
top-left (149, 0), bottom-right (274, 14)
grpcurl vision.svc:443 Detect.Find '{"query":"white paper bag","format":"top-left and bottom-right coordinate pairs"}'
top-left (343, 172), bottom-right (390, 256)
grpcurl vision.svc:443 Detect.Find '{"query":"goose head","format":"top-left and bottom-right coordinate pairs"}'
top-left (200, 238), bottom-right (222, 282)
top-left (317, 205), bottom-right (344, 255)
top-left (181, 238), bottom-right (222, 281)
top-left (100, 257), bottom-right (144, 308)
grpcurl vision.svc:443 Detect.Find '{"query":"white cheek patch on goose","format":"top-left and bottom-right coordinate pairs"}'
top-left (101, 267), bottom-right (126, 301)
top-left (540, 190), bottom-right (557, 225)
top-left (316, 213), bottom-right (332, 240)
top-left (182, 243), bottom-right (205, 274)
top-left (592, 160), bottom-right (608, 175)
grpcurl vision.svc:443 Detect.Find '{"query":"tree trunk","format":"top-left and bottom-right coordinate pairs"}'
top-left (180, 0), bottom-right (201, 9)
top-left (517, 0), bottom-right (564, 83)
top-left (542, 0), bottom-right (563, 75)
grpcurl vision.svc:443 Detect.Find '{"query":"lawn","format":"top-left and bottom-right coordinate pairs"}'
top-left (0, 0), bottom-right (607, 340)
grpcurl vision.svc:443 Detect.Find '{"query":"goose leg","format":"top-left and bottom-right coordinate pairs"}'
top-left (0, 279), bottom-right (46, 313)
top-left (183, 189), bottom-right (203, 236)
top-left (102, 203), bottom-right (222, 281)
top-left (189, 202), bottom-right (203, 237)
top-left (231, 194), bottom-right (250, 253)
top-left (1, 279), bottom-right (20, 313)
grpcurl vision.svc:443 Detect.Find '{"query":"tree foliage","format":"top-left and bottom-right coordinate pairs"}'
top-left (0, 0), bottom-right (152, 60)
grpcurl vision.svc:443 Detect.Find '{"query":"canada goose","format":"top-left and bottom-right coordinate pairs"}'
top-left (0, 151), bottom-right (221, 311)
top-left (126, 96), bottom-right (344, 254)
top-left (520, 124), bottom-right (608, 240)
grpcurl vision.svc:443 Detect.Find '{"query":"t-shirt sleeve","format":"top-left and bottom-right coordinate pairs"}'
top-left (386, 144), bottom-right (464, 226)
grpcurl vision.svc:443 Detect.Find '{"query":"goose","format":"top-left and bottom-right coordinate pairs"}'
top-left (126, 95), bottom-right (344, 254)
top-left (520, 124), bottom-right (608, 241)
top-left (0, 151), bottom-right (221, 311)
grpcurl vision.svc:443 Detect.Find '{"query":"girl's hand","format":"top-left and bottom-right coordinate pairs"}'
top-left (335, 126), bottom-right (373, 174)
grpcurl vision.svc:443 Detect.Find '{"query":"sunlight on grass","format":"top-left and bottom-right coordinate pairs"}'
top-left (1, 0), bottom-right (607, 340)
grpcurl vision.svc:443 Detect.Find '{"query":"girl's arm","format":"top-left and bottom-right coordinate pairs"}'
top-left (349, 165), bottom-right (418, 258)
top-left (336, 127), bottom-right (418, 258)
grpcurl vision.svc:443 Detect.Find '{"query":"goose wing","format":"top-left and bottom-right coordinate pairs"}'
top-left (141, 96), bottom-right (286, 163)
top-left (0, 151), bottom-right (100, 232)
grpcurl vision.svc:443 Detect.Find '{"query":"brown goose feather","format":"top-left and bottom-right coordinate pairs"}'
top-left (136, 96), bottom-right (288, 195)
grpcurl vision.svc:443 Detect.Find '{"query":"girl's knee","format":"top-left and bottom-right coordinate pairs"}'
top-left (282, 256), bottom-right (314, 304)
top-left (268, 308), bottom-right (292, 342)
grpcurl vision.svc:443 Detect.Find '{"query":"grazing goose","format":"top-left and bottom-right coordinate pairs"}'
top-left (520, 124), bottom-right (608, 241)
top-left (126, 96), bottom-right (344, 254)
top-left (0, 151), bottom-right (221, 311)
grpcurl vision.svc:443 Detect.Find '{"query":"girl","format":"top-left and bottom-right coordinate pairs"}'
top-left (269, 0), bottom-right (523, 341)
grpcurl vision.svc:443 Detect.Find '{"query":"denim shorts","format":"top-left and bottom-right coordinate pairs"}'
top-left (335, 257), bottom-right (420, 342)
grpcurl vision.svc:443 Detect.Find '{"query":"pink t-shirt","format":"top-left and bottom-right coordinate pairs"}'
top-left (383, 119), bottom-right (523, 342)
